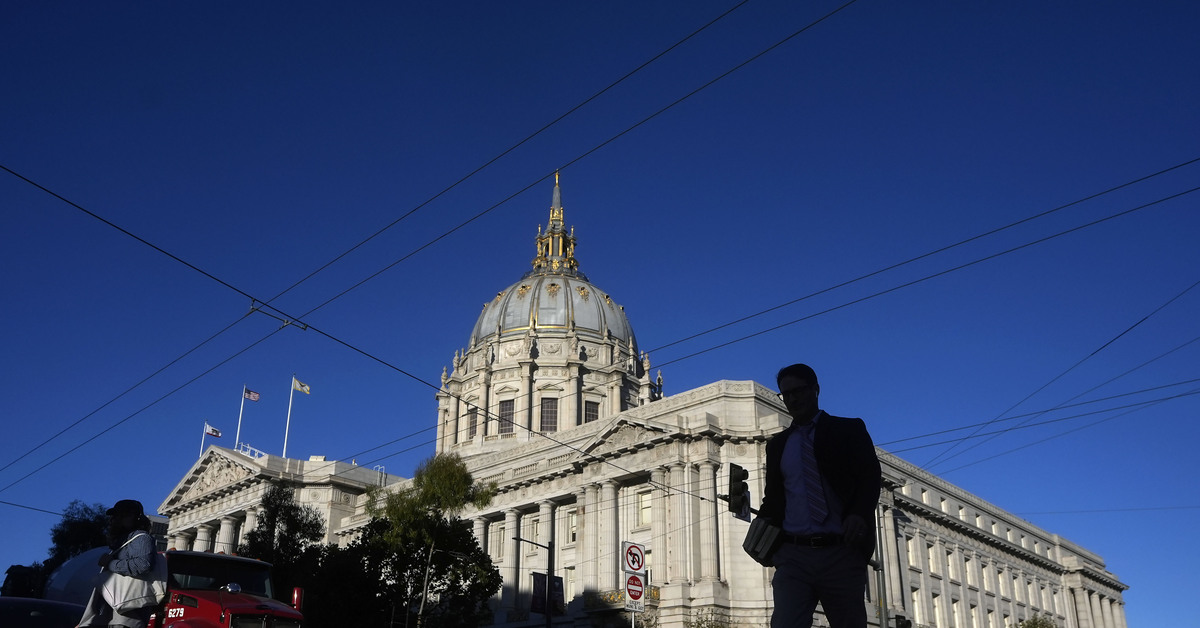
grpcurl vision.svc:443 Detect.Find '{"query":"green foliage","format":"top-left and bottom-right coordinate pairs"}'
top-left (45, 500), bottom-right (108, 574)
top-left (1014, 614), bottom-right (1059, 628)
top-left (237, 483), bottom-right (325, 598)
top-left (373, 452), bottom-right (496, 548)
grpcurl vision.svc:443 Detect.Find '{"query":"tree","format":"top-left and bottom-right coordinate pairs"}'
top-left (370, 453), bottom-right (501, 627)
top-left (45, 500), bottom-right (108, 574)
top-left (1014, 614), bottom-right (1059, 628)
top-left (237, 483), bottom-right (325, 598)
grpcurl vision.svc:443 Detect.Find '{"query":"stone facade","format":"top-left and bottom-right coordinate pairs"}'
top-left (158, 443), bottom-right (402, 554)
top-left (158, 179), bottom-right (1127, 627)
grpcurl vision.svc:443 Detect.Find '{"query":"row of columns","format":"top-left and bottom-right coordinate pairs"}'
top-left (167, 507), bottom-right (258, 555)
top-left (471, 462), bottom-right (725, 615)
top-left (1072, 587), bottom-right (1127, 628)
top-left (898, 529), bottom-right (1073, 628)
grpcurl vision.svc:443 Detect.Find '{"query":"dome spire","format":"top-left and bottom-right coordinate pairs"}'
top-left (530, 171), bottom-right (583, 277)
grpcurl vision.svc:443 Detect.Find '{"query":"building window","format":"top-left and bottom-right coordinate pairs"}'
top-left (467, 408), bottom-right (478, 438)
top-left (567, 510), bottom-right (578, 544)
top-left (584, 400), bottom-right (600, 424)
top-left (498, 400), bottom-right (514, 434)
top-left (636, 491), bottom-right (652, 527)
top-left (540, 398), bottom-right (558, 432)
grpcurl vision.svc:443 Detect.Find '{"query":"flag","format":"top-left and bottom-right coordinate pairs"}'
top-left (292, 378), bottom-right (311, 394)
top-left (204, 423), bottom-right (222, 437)
top-left (244, 388), bottom-right (261, 402)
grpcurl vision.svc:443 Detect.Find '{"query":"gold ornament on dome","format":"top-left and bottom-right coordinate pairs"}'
top-left (517, 284), bottom-right (530, 298)
top-left (605, 295), bottom-right (614, 308)
top-left (547, 283), bottom-right (561, 297)
top-left (576, 286), bottom-right (590, 301)
top-left (494, 291), bottom-right (505, 302)
top-left (551, 259), bottom-right (561, 270)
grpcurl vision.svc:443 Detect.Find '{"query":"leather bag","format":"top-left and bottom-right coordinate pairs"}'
top-left (742, 516), bottom-right (783, 567)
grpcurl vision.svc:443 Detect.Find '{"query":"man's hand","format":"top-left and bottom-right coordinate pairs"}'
top-left (842, 514), bottom-right (868, 545)
top-left (97, 551), bottom-right (112, 568)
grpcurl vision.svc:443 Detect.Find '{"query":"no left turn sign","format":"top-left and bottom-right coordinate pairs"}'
top-left (622, 541), bottom-right (646, 575)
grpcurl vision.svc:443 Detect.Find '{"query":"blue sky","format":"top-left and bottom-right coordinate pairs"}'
top-left (2, 1), bottom-right (1198, 625)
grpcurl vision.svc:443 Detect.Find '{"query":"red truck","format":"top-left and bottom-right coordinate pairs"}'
top-left (150, 550), bottom-right (303, 628)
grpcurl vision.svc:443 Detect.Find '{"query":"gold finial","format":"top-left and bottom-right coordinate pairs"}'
top-left (555, 170), bottom-right (559, 185)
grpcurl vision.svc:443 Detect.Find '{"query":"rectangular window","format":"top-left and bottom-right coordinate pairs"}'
top-left (568, 510), bottom-right (578, 544)
top-left (584, 400), bottom-right (600, 424)
top-left (498, 400), bottom-right (514, 434)
top-left (637, 491), bottom-right (652, 527)
top-left (467, 408), bottom-right (478, 438)
top-left (540, 398), bottom-right (558, 432)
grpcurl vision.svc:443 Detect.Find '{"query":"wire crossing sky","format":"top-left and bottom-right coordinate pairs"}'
top-left (2, 3), bottom-right (1198, 627)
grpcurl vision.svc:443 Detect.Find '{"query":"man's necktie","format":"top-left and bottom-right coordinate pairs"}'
top-left (800, 426), bottom-right (828, 523)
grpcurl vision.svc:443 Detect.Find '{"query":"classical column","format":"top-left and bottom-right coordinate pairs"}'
top-left (240, 507), bottom-right (259, 547)
top-left (194, 523), bottom-right (215, 553)
top-left (880, 507), bottom-right (904, 615)
top-left (600, 480), bottom-right (619, 590)
top-left (502, 509), bottom-right (520, 611)
top-left (473, 517), bottom-right (487, 552)
top-left (1105, 596), bottom-right (1120, 628)
top-left (915, 533), bottom-right (934, 625)
top-left (566, 364), bottom-right (580, 427)
top-left (650, 468), bottom-right (667, 584)
top-left (697, 461), bottom-right (719, 581)
top-left (538, 500), bottom-right (554, 577)
top-left (520, 364), bottom-right (533, 436)
top-left (1113, 601), bottom-right (1127, 628)
top-left (448, 393), bottom-right (460, 444)
top-left (1090, 593), bottom-right (1106, 628)
top-left (669, 463), bottom-right (689, 584)
top-left (582, 484), bottom-right (598, 592)
top-left (1072, 588), bottom-right (1094, 628)
top-left (215, 516), bottom-right (239, 554)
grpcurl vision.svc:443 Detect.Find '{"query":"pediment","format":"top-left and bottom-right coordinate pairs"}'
top-left (576, 417), bottom-right (673, 460)
top-left (159, 446), bottom-right (262, 512)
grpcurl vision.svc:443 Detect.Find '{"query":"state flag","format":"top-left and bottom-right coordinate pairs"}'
top-left (204, 423), bottom-right (222, 437)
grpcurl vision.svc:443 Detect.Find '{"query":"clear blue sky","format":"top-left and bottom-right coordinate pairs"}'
top-left (3, 2), bottom-right (1198, 625)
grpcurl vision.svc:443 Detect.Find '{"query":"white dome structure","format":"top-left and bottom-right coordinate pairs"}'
top-left (435, 175), bottom-right (662, 456)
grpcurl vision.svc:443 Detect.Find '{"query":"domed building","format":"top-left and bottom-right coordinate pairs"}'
top-left (434, 174), bottom-right (661, 457)
top-left (159, 177), bottom-right (1128, 628)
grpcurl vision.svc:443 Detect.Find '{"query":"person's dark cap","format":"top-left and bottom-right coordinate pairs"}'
top-left (106, 499), bottom-right (144, 517)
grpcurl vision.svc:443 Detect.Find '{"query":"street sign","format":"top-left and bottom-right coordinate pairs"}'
top-left (621, 541), bottom-right (646, 575)
top-left (624, 573), bottom-right (645, 612)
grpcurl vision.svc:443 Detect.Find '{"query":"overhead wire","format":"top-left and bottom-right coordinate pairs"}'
top-left (4, 2), bottom-right (1197, 536)
top-left (923, 276), bottom-right (1200, 470)
top-left (0, 0), bottom-right (753, 477)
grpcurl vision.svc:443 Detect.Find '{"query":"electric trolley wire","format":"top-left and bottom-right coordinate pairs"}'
top-left (936, 385), bottom-right (1200, 476)
top-left (653, 184), bottom-right (1200, 369)
top-left (0, 0), bottom-right (863, 491)
top-left (923, 277), bottom-right (1200, 470)
top-left (0, 0), bottom-right (752, 474)
top-left (260, 0), bottom-right (752, 307)
top-left (645, 155), bottom-right (1200, 356)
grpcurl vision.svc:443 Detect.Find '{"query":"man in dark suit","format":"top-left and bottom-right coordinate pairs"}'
top-left (758, 364), bottom-right (881, 628)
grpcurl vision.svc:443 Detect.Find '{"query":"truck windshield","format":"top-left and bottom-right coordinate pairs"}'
top-left (167, 554), bottom-right (274, 598)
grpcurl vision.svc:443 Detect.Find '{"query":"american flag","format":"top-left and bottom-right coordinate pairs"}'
top-left (244, 388), bottom-right (261, 402)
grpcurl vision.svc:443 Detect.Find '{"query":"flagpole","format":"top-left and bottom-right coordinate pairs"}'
top-left (200, 422), bottom-right (207, 458)
top-left (284, 376), bottom-right (296, 458)
top-left (236, 385), bottom-right (247, 450)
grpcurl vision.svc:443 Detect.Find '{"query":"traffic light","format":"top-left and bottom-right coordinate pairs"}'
top-left (727, 463), bottom-right (749, 514)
